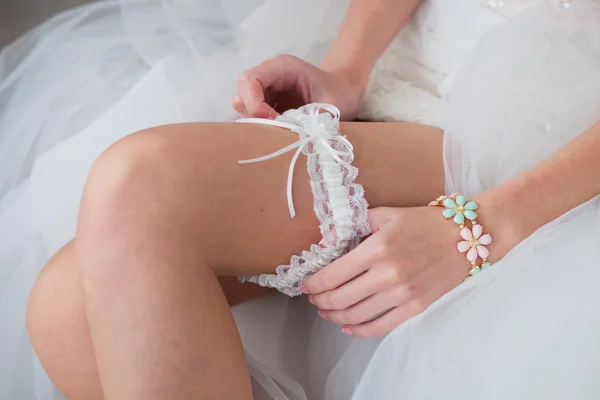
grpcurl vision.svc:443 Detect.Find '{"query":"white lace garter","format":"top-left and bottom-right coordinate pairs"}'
top-left (236, 104), bottom-right (371, 296)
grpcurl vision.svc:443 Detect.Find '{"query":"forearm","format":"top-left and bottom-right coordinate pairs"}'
top-left (320, 0), bottom-right (422, 89)
top-left (478, 120), bottom-right (600, 257)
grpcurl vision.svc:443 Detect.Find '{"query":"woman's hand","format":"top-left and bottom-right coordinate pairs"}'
top-left (302, 205), bottom-right (510, 338)
top-left (232, 54), bottom-right (365, 120)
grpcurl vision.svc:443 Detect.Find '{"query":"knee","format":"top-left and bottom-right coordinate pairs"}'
top-left (78, 124), bottom-right (224, 240)
top-left (76, 126), bottom-right (217, 279)
top-left (74, 130), bottom-right (179, 281)
top-left (26, 241), bottom-right (79, 356)
top-left (78, 129), bottom-right (171, 233)
top-left (27, 242), bottom-right (104, 399)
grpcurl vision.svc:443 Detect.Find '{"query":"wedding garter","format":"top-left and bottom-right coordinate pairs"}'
top-left (236, 104), bottom-right (371, 296)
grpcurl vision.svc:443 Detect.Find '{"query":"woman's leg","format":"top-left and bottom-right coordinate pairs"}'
top-left (27, 121), bottom-right (443, 399)
top-left (27, 239), bottom-right (273, 400)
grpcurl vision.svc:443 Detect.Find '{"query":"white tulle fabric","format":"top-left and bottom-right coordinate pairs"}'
top-left (237, 104), bottom-right (370, 296)
top-left (2, 0), bottom-right (600, 399)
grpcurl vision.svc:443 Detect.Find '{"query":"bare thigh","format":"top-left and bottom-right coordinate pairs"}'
top-left (123, 120), bottom-right (444, 275)
top-left (39, 120), bottom-right (443, 310)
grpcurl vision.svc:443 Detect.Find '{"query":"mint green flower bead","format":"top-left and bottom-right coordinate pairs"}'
top-left (453, 213), bottom-right (465, 224)
top-left (443, 198), bottom-right (457, 208)
top-left (442, 208), bottom-right (457, 218)
top-left (464, 201), bottom-right (478, 211)
top-left (470, 267), bottom-right (481, 276)
top-left (481, 262), bottom-right (492, 270)
top-left (455, 195), bottom-right (466, 206)
top-left (464, 210), bottom-right (478, 220)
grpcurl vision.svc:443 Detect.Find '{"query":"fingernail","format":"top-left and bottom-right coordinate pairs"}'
top-left (341, 327), bottom-right (352, 336)
top-left (318, 310), bottom-right (327, 320)
top-left (308, 295), bottom-right (315, 304)
top-left (301, 285), bottom-right (309, 294)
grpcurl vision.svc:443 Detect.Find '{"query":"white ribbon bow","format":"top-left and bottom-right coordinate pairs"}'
top-left (237, 104), bottom-right (353, 218)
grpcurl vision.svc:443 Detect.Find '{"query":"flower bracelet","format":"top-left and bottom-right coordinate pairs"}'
top-left (429, 194), bottom-right (493, 280)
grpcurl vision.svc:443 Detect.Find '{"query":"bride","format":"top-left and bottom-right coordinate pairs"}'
top-left (3, 0), bottom-right (600, 399)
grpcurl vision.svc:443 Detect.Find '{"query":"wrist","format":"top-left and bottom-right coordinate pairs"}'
top-left (473, 182), bottom-right (531, 261)
top-left (319, 59), bottom-right (371, 94)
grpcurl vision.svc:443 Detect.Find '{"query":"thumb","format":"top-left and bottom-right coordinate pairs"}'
top-left (237, 55), bottom-right (307, 118)
top-left (237, 77), bottom-right (278, 119)
top-left (368, 207), bottom-right (403, 234)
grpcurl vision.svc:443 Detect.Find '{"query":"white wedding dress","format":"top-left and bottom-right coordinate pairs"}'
top-left (2, 0), bottom-right (600, 399)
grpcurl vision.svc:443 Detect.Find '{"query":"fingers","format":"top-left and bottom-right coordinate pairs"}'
top-left (303, 234), bottom-right (383, 295)
top-left (232, 93), bottom-right (248, 116)
top-left (344, 301), bottom-right (425, 338)
top-left (320, 286), bottom-right (409, 326)
top-left (307, 206), bottom-right (449, 337)
top-left (237, 77), bottom-right (277, 118)
top-left (311, 267), bottom-right (396, 311)
top-left (303, 207), bottom-right (403, 294)
top-left (233, 55), bottom-right (303, 118)
top-left (232, 85), bottom-right (276, 118)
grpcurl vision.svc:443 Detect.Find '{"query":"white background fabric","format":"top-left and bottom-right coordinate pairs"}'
top-left (1, 0), bottom-right (600, 399)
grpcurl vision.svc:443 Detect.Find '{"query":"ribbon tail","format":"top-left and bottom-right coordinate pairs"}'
top-left (236, 118), bottom-right (300, 132)
top-left (238, 141), bottom-right (301, 164)
top-left (286, 145), bottom-right (305, 218)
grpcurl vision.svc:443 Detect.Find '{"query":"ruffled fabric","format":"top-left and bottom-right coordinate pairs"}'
top-left (0, 1), bottom-right (351, 398)
top-left (237, 104), bottom-right (370, 296)
top-left (348, 3), bottom-right (600, 399)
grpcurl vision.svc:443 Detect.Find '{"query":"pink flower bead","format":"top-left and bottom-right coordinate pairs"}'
top-left (457, 224), bottom-right (492, 262)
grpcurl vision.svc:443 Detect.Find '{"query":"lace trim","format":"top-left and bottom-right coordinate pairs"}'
top-left (236, 104), bottom-right (371, 296)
